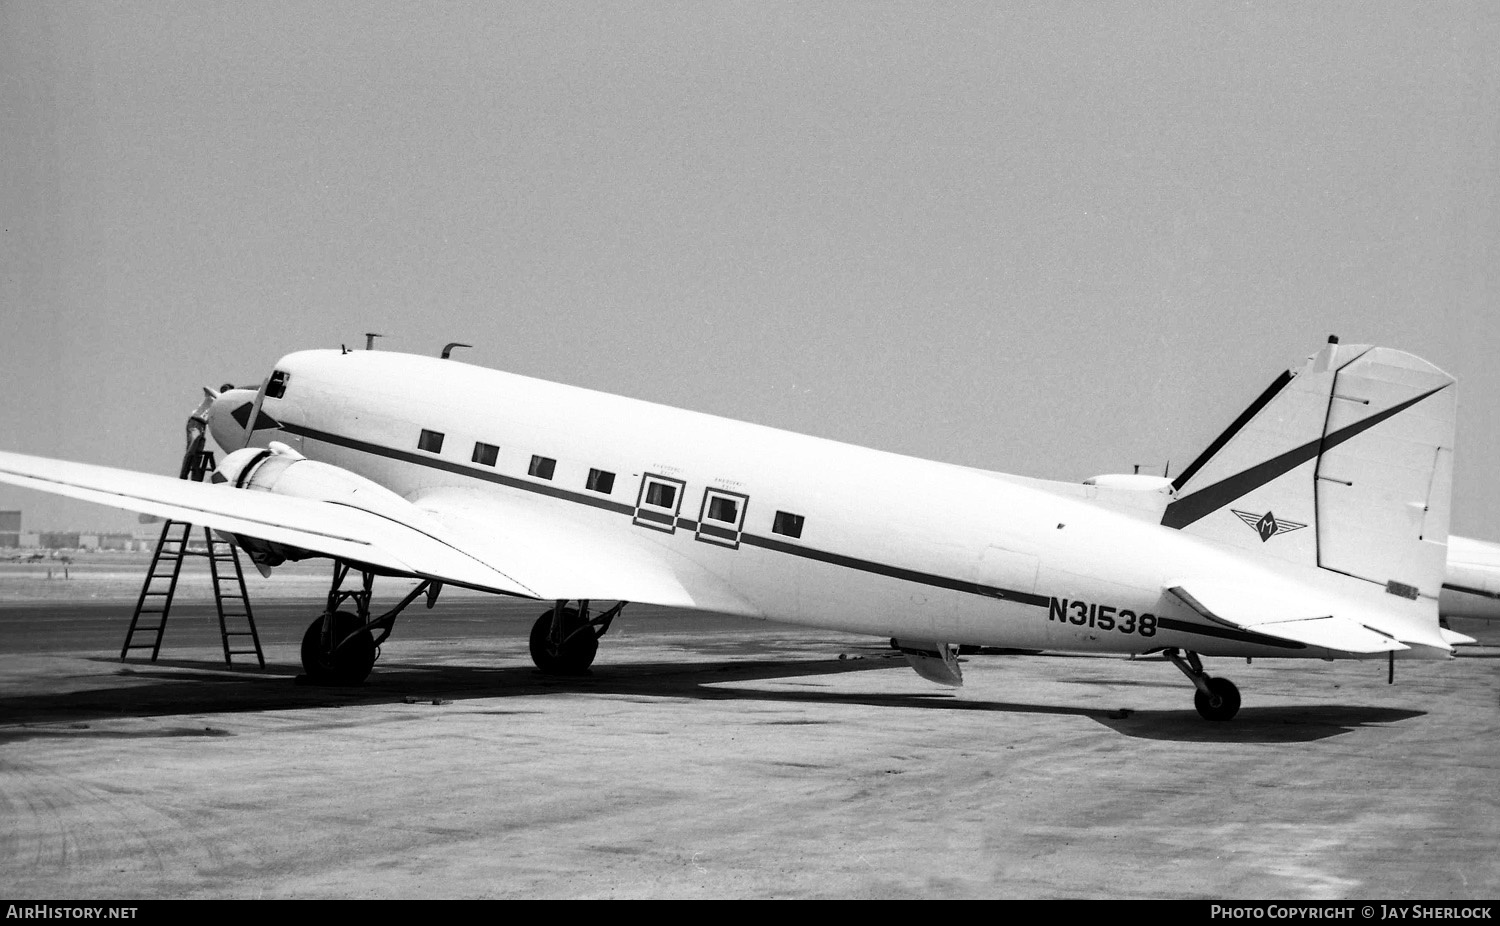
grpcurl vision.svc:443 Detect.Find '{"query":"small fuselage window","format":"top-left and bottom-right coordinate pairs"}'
top-left (472, 442), bottom-right (499, 467)
top-left (645, 482), bottom-right (676, 508)
top-left (773, 511), bottom-right (805, 538)
top-left (418, 429), bottom-right (445, 454)
top-left (529, 455), bottom-right (556, 480)
top-left (707, 496), bottom-right (739, 523)
top-left (587, 469), bottom-right (615, 494)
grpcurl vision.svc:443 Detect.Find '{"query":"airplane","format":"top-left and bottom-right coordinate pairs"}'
top-left (2, 551), bottom-right (50, 563)
top-left (1440, 535), bottom-right (1500, 622)
top-left (0, 337), bottom-right (1464, 720)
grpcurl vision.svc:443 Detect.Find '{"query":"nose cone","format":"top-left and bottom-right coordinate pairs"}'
top-left (207, 388), bottom-right (264, 453)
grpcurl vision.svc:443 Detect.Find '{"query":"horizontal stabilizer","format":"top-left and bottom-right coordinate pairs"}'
top-left (1440, 627), bottom-right (1478, 647)
top-left (1168, 583), bottom-right (1409, 655)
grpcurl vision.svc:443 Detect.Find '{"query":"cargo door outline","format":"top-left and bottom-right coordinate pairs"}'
top-left (633, 473), bottom-right (687, 533)
top-left (696, 488), bottom-right (749, 549)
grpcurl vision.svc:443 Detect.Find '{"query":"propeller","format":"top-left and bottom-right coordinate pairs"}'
top-left (178, 382), bottom-right (277, 573)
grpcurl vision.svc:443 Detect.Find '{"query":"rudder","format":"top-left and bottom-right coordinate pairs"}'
top-left (1163, 340), bottom-right (1454, 602)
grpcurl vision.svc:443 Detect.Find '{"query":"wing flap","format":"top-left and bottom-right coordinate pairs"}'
top-left (1168, 582), bottom-right (1409, 654)
top-left (0, 451), bottom-right (538, 596)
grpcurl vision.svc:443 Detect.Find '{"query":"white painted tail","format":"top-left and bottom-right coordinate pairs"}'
top-left (1163, 341), bottom-right (1455, 601)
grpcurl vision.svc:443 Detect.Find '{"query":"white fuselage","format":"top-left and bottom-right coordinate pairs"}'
top-left (228, 350), bottom-right (1445, 659)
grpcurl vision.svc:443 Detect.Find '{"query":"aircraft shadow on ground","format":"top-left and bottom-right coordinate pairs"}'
top-left (0, 649), bottom-right (1422, 745)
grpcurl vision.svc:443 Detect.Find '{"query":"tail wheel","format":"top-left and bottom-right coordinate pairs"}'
top-left (1193, 677), bottom-right (1241, 721)
top-left (529, 607), bottom-right (599, 675)
top-left (300, 610), bottom-right (376, 685)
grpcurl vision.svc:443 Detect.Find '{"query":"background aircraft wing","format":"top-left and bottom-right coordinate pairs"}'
top-left (0, 450), bottom-right (539, 596)
top-left (1167, 582), bottom-right (1409, 654)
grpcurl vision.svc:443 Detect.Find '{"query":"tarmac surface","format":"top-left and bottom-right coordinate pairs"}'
top-left (0, 556), bottom-right (1497, 899)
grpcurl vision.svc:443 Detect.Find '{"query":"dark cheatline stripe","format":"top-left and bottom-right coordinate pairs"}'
top-left (1161, 384), bottom-right (1450, 530)
top-left (276, 419), bottom-right (1317, 648)
top-left (742, 533), bottom-right (1050, 607)
top-left (280, 420), bottom-right (1052, 607)
top-left (280, 422), bottom-right (636, 517)
top-left (1172, 369), bottom-right (1294, 493)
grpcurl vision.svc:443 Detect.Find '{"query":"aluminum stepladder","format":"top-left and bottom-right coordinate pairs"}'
top-left (121, 446), bottom-right (265, 667)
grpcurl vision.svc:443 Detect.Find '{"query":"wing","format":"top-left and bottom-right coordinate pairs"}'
top-left (1167, 582), bottom-right (1408, 654)
top-left (0, 450), bottom-right (742, 610)
top-left (0, 450), bottom-right (541, 596)
top-left (410, 486), bottom-right (754, 612)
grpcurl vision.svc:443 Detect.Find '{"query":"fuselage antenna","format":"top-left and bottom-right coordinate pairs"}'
top-left (442, 342), bottom-right (472, 359)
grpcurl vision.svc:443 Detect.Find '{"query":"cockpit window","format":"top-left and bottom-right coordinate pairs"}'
top-left (265, 370), bottom-right (290, 399)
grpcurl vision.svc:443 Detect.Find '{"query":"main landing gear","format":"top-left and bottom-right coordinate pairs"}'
top-left (529, 599), bottom-right (627, 675)
top-left (1166, 649), bottom-right (1241, 721)
top-left (300, 561), bottom-right (442, 685)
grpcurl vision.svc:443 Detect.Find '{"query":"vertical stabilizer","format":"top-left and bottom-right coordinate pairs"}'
top-left (1163, 342), bottom-right (1454, 601)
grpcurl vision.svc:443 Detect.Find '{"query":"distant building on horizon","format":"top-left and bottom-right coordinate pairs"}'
top-left (2, 513), bottom-right (167, 551)
top-left (30, 530), bottom-right (143, 551)
top-left (0, 510), bottom-right (20, 548)
top-left (37, 531), bottom-right (81, 550)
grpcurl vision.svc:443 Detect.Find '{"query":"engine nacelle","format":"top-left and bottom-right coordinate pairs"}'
top-left (215, 442), bottom-right (424, 570)
top-left (1082, 474), bottom-right (1175, 494)
top-left (1075, 473), bottom-right (1176, 520)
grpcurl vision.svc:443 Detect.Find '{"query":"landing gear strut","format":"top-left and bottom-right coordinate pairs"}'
top-left (300, 560), bottom-right (442, 685)
top-left (529, 599), bottom-right (626, 675)
top-left (1166, 649), bottom-right (1241, 721)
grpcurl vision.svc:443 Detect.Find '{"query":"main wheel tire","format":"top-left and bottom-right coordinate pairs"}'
top-left (529, 607), bottom-right (599, 675)
top-left (300, 610), bottom-right (376, 685)
top-left (1193, 676), bottom-right (1241, 721)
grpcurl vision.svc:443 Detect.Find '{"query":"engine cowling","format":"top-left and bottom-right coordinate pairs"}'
top-left (1075, 473), bottom-right (1176, 520)
top-left (1082, 474), bottom-right (1175, 493)
top-left (215, 442), bottom-right (426, 572)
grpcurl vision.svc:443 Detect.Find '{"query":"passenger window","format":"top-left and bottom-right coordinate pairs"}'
top-left (696, 488), bottom-right (749, 549)
top-left (529, 455), bottom-right (556, 480)
top-left (472, 442), bottom-right (499, 467)
top-left (646, 482), bottom-right (676, 508)
top-left (418, 429), bottom-right (445, 454)
top-left (772, 511), bottom-right (805, 539)
top-left (634, 474), bottom-right (686, 533)
top-left (586, 469), bottom-right (615, 494)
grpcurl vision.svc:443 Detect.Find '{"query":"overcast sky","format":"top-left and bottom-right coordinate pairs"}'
top-left (2, 2), bottom-right (1497, 538)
